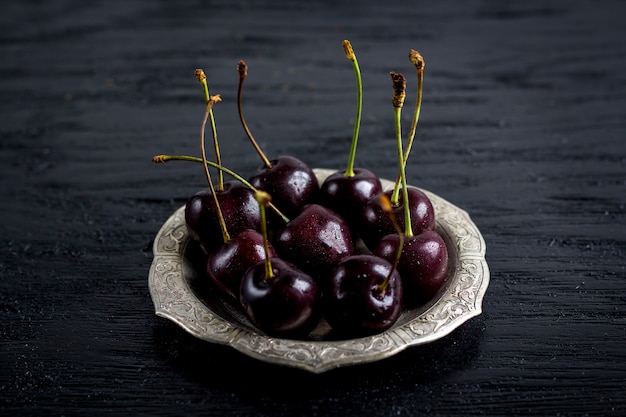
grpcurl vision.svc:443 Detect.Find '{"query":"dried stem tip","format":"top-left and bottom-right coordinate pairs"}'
top-left (390, 71), bottom-right (407, 108)
top-left (195, 69), bottom-right (206, 82)
top-left (342, 39), bottom-right (356, 61)
top-left (409, 49), bottom-right (424, 71)
top-left (237, 60), bottom-right (248, 78)
top-left (254, 190), bottom-right (272, 206)
top-left (209, 94), bottom-right (222, 105)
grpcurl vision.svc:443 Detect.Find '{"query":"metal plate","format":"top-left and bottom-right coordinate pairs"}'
top-left (148, 168), bottom-right (489, 373)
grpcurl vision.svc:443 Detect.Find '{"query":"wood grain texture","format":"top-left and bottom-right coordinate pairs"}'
top-left (1, 1), bottom-right (624, 416)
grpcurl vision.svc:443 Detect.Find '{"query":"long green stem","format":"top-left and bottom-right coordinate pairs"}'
top-left (394, 107), bottom-right (412, 237)
top-left (200, 95), bottom-right (230, 243)
top-left (390, 72), bottom-right (412, 237)
top-left (342, 40), bottom-right (363, 178)
top-left (152, 154), bottom-right (290, 224)
top-left (195, 69), bottom-right (224, 190)
top-left (393, 50), bottom-right (424, 196)
top-left (254, 191), bottom-right (274, 280)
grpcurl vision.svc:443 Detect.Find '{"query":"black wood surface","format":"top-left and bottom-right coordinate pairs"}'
top-left (1, 1), bottom-right (625, 416)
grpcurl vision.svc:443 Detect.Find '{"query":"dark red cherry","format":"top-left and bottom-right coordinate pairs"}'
top-left (374, 230), bottom-right (449, 308)
top-left (248, 155), bottom-right (319, 221)
top-left (185, 180), bottom-right (261, 254)
top-left (206, 229), bottom-right (277, 302)
top-left (239, 257), bottom-right (322, 338)
top-left (359, 187), bottom-right (435, 250)
top-left (272, 203), bottom-right (355, 280)
top-left (324, 254), bottom-right (403, 337)
top-left (317, 168), bottom-right (383, 233)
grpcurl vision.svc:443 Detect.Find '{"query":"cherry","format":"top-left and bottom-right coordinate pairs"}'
top-left (237, 60), bottom-right (319, 221)
top-left (240, 257), bottom-right (321, 338)
top-left (324, 254), bottom-right (403, 337)
top-left (248, 154), bottom-right (319, 221)
top-left (185, 181), bottom-right (261, 254)
top-left (272, 203), bottom-right (355, 281)
top-left (374, 230), bottom-right (448, 307)
top-left (319, 168), bottom-right (382, 232)
top-left (239, 191), bottom-right (322, 338)
top-left (206, 228), bottom-right (276, 302)
top-left (359, 187), bottom-right (435, 250)
top-left (317, 40), bottom-right (382, 231)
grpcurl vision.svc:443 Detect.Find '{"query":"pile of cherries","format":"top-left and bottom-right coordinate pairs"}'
top-left (153, 41), bottom-right (449, 340)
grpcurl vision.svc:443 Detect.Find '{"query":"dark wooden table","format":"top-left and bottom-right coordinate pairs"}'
top-left (2, 1), bottom-right (625, 416)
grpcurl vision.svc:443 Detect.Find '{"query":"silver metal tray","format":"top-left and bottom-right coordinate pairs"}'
top-left (148, 168), bottom-right (489, 373)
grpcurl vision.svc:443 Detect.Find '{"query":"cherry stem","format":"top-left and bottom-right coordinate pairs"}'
top-left (237, 60), bottom-right (273, 169)
top-left (379, 194), bottom-right (405, 293)
top-left (152, 154), bottom-right (290, 224)
top-left (254, 191), bottom-right (274, 280)
top-left (342, 40), bottom-right (363, 178)
top-left (195, 69), bottom-right (224, 191)
top-left (390, 72), bottom-right (413, 237)
top-left (199, 95), bottom-right (230, 243)
top-left (393, 50), bottom-right (424, 195)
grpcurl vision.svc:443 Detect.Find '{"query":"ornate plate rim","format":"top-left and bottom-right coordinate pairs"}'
top-left (148, 168), bottom-right (489, 373)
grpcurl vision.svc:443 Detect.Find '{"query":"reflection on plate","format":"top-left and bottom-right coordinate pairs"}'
top-left (148, 168), bottom-right (489, 373)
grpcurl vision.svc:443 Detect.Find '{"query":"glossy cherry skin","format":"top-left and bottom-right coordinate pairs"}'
top-left (359, 187), bottom-right (435, 250)
top-left (317, 168), bottom-right (383, 233)
top-left (324, 254), bottom-right (403, 337)
top-left (374, 230), bottom-right (449, 308)
top-left (239, 257), bottom-right (322, 338)
top-left (272, 203), bottom-right (355, 280)
top-left (185, 180), bottom-right (261, 254)
top-left (248, 155), bottom-right (319, 221)
top-left (206, 229), bottom-right (277, 302)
